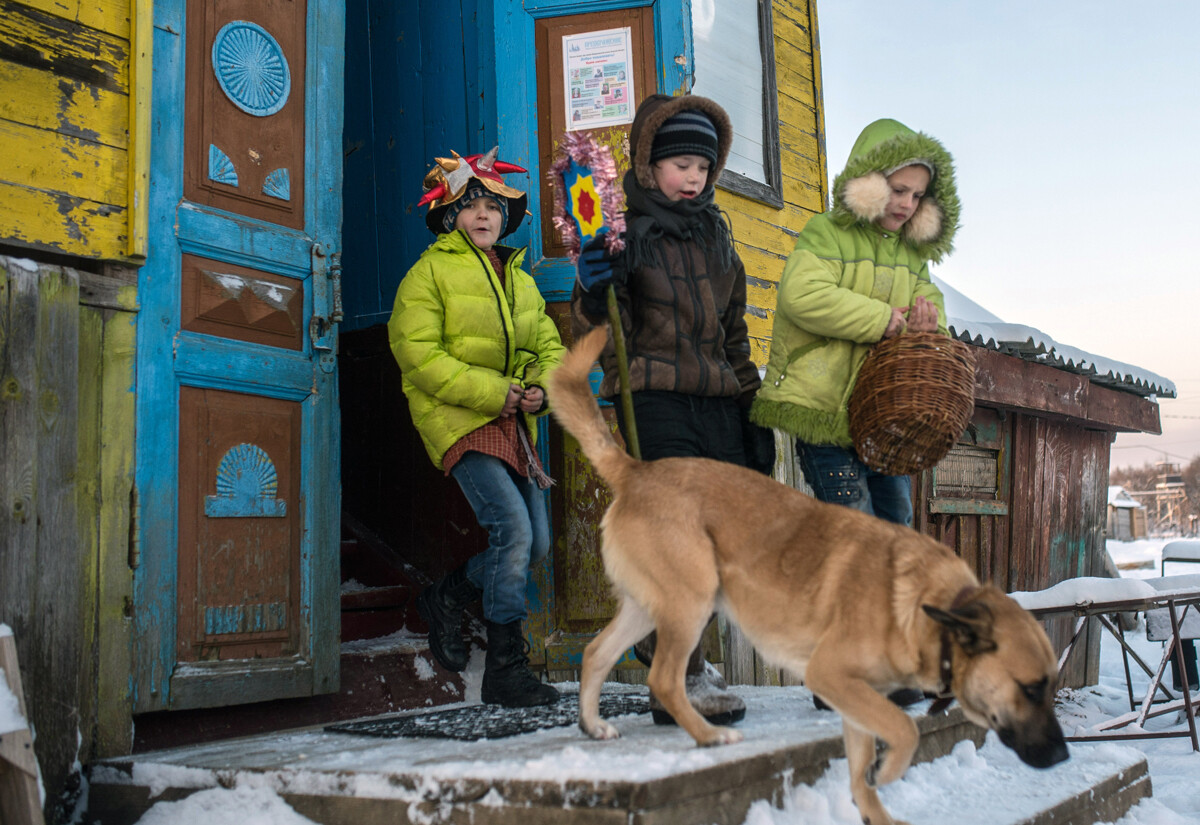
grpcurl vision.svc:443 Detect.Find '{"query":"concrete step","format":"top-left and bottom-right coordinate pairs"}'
top-left (87, 687), bottom-right (1149, 825)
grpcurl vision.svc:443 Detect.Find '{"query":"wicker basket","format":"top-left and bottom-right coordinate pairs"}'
top-left (848, 332), bottom-right (976, 476)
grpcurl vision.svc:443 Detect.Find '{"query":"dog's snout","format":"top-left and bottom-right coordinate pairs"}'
top-left (999, 722), bottom-right (1070, 769)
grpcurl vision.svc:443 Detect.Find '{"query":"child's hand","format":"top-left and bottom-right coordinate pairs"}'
top-left (501, 384), bottom-right (523, 417)
top-left (576, 229), bottom-right (624, 292)
top-left (882, 307), bottom-right (908, 339)
top-left (905, 296), bottom-right (939, 332)
top-left (519, 386), bottom-right (544, 413)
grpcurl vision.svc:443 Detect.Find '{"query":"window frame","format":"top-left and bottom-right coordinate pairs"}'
top-left (702, 0), bottom-right (783, 209)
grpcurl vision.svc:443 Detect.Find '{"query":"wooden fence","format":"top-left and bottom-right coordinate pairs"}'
top-left (0, 255), bottom-right (136, 821)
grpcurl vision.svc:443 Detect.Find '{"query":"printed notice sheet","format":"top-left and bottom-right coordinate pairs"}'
top-left (563, 27), bottom-right (634, 131)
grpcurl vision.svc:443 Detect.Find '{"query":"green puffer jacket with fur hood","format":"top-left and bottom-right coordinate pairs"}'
top-left (388, 230), bottom-right (565, 469)
top-left (750, 118), bottom-right (960, 449)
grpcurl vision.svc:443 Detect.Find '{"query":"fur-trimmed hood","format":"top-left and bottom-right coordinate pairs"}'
top-left (629, 93), bottom-right (733, 191)
top-left (831, 119), bottom-right (960, 263)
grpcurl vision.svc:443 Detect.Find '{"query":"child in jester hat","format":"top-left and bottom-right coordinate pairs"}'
top-left (389, 147), bottom-right (565, 709)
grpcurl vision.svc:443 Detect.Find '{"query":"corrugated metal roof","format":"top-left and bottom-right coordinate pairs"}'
top-left (934, 276), bottom-right (1176, 400)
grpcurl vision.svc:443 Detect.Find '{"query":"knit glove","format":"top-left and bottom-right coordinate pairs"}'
top-left (576, 229), bottom-right (624, 292)
top-left (576, 229), bottom-right (625, 320)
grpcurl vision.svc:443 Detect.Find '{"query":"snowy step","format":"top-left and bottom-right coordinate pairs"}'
top-left (86, 686), bottom-right (1148, 825)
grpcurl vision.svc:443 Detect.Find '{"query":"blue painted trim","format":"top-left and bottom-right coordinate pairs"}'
top-left (205, 496), bottom-right (288, 517)
top-left (263, 168), bottom-right (291, 201)
top-left (204, 602), bottom-right (287, 634)
top-left (203, 442), bottom-right (288, 517)
top-left (531, 257), bottom-right (576, 302)
top-left (135, 0), bottom-right (188, 712)
top-left (212, 21), bottom-right (292, 117)
top-left (177, 203), bottom-right (311, 279)
top-left (208, 144), bottom-right (239, 186)
top-left (175, 333), bottom-right (315, 399)
top-left (305, 0), bottom-right (346, 696)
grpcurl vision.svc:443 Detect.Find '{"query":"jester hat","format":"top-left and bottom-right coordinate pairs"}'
top-left (417, 147), bottom-right (529, 239)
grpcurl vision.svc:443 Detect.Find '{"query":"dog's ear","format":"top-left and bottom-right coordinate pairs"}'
top-left (923, 601), bottom-right (999, 656)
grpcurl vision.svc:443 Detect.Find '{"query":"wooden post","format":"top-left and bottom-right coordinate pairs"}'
top-left (0, 628), bottom-right (45, 825)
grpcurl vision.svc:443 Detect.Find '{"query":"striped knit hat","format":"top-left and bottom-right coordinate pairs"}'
top-left (441, 182), bottom-right (509, 234)
top-left (650, 109), bottom-right (719, 166)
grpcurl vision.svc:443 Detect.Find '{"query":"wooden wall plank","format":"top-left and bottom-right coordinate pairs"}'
top-left (75, 303), bottom-right (104, 770)
top-left (0, 1), bottom-right (129, 94)
top-left (974, 349), bottom-right (1160, 434)
top-left (1, 260), bottom-right (39, 643)
top-left (0, 120), bottom-right (128, 206)
top-left (0, 59), bottom-right (129, 149)
top-left (0, 259), bottom-right (84, 821)
top-left (0, 181), bottom-right (128, 258)
top-left (20, 0), bottom-right (131, 39)
top-left (32, 264), bottom-right (82, 823)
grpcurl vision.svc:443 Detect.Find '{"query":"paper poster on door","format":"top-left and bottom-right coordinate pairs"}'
top-left (563, 27), bottom-right (634, 132)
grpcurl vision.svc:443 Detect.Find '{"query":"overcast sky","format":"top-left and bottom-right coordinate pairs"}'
top-left (816, 0), bottom-right (1200, 472)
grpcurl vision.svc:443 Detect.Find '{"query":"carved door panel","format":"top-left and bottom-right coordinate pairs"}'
top-left (134, 0), bottom-right (343, 711)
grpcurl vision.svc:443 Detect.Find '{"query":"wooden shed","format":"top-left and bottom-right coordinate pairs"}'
top-left (1108, 486), bottom-right (1150, 542)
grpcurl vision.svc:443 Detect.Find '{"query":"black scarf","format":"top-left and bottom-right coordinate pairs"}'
top-left (621, 169), bottom-right (734, 275)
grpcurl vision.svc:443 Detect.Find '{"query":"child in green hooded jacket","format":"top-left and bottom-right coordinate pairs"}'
top-left (751, 117), bottom-right (960, 529)
top-left (752, 120), bottom-right (959, 713)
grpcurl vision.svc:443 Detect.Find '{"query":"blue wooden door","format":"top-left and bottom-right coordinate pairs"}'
top-left (134, 0), bottom-right (343, 712)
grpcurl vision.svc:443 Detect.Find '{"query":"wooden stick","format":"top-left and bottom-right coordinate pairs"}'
top-left (606, 285), bottom-right (640, 460)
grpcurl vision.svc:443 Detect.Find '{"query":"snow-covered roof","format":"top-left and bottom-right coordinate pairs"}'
top-left (933, 276), bottom-right (1176, 399)
top-left (1107, 485), bottom-right (1143, 508)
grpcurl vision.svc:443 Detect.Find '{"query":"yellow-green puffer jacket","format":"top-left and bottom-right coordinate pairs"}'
top-left (388, 230), bottom-right (565, 469)
top-left (750, 118), bottom-right (959, 449)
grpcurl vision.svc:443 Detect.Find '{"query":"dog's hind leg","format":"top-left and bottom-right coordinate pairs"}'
top-left (844, 722), bottom-right (910, 825)
top-left (579, 597), bottom-right (654, 740)
top-left (648, 609), bottom-right (743, 747)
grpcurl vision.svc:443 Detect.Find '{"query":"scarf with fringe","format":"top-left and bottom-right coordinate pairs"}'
top-left (621, 169), bottom-right (734, 276)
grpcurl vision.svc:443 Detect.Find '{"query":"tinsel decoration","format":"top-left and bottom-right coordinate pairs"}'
top-left (547, 132), bottom-right (626, 260)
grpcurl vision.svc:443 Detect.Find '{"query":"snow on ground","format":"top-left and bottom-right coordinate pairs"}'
top-left (109, 540), bottom-right (1200, 825)
top-left (0, 624), bottom-right (27, 735)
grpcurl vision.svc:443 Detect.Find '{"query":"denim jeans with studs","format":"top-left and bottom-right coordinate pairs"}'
top-left (796, 443), bottom-right (913, 527)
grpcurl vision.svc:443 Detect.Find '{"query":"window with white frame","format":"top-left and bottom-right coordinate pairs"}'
top-left (691, 0), bottom-right (783, 207)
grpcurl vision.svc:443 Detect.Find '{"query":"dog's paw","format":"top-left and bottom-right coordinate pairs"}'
top-left (698, 726), bottom-right (744, 747)
top-left (580, 719), bottom-right (621, 740)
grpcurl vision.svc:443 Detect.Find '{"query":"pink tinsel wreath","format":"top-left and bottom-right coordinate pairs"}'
top-left (547, 132), bottom-right (626, 262)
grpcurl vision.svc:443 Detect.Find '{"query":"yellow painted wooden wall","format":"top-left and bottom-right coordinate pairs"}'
top-left (0, 0), bottom-right (150, 261)
top-left (716, 0), bottom-right (827, 369)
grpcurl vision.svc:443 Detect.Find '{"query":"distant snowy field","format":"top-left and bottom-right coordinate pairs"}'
top-left (72, 540), bottom-right (1200, 825)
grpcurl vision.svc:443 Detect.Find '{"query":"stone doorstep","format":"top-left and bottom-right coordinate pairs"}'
top-left (85, 699), bottom-right (1150, 825)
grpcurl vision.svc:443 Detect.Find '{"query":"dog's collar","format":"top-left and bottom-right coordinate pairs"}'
top-left (926, 631), bottom-right (956, 714)
top-left (926, 586), bottom-right (974, 714)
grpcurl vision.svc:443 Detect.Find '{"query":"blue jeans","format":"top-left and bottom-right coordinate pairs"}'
top-left (796, 443), bottom-right (913, 527)
top-left (450, 452), bottom-right (551, 625)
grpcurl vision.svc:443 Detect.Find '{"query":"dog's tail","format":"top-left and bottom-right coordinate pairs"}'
top-left (547, 324), bottom-right (637, 486)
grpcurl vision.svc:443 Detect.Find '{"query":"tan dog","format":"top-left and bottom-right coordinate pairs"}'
top-left (548, 326), bottom-right (1068, 825)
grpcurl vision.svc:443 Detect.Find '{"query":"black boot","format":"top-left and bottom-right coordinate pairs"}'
top-left (481, 619), bottom-right (559, 708)
top-left (416, 565), bottom-right (481, 672)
